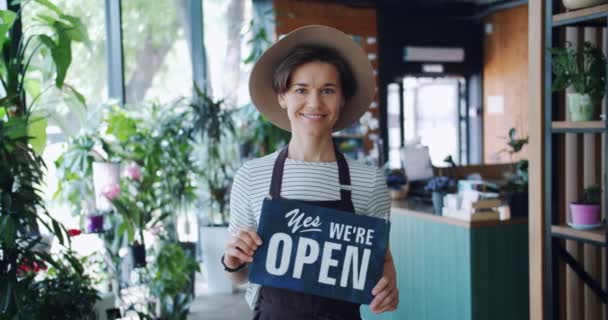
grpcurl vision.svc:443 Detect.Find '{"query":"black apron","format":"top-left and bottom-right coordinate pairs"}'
top-left (252, 146), bottom-right (362, 320)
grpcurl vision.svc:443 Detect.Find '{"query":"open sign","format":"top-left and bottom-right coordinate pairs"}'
top-left (248, 197), bottom-right (390, 304)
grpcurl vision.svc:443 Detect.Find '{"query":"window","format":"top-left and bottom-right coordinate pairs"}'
top-left (203, 0), bottom-right (253, 106)
top-left (121, 0), bottom-right (193, 104)
top-left (22, 0), bottom-right (108, 229)
top-left (400, 77), bottom-right (463, 167)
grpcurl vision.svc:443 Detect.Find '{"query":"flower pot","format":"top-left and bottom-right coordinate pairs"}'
top-left (562, 0), bottom-right (606, 10)
top-left (432, 192), bottom-right (445, 215)
top-left (87, 214), bottom-right (105, 233)
top-left (505, 192), bottom-right (529, 218)
top-left (200, 225), bottom-right (236, 294)
top-left (570, 203), bottom-right (601, 225)
top-left (567, 93), bottom-right (598, 121)
top-left (389, 184), bottom-right (410, 200)
top-left (92, 162), bottom-right (121, 212)
top-left (130, 243), bottom-right (146, 268)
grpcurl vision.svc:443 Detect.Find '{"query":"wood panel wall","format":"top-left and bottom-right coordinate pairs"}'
top-left (483, 4), bottom-right (529, 164)
top-left (272, 0), bottom-right (380, 154)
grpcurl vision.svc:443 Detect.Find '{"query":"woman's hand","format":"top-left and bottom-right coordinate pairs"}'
top-left (369, 250), bottom-right (399, 314)
top-left (224, 229), bottom-right (263, 269)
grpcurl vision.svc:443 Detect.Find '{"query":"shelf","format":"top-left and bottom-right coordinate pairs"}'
top-left (553, 4), bottom-right (608, 27)
top-left (551, 225), bottom-right (607, 246)
top-left (551, 121), bottom-right (606, 133)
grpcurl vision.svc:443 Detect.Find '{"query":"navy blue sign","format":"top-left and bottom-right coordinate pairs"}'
top-left (248, 197), bottom-right (390, 304)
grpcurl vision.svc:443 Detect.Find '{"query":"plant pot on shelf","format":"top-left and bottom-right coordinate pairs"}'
top-left (570, 203), bottom-right (601, 225)
top-left (431, 192), bottom-right (445, 216)
top-left (389, 184), bottom-right (410, 200)
top-left (200, 224), bottom-right (236, 294)
top-left (130, 242), bottom-right (146, 268)
top-left (505, 191), bottom-right (529, 218)
top-left (86, 214), bottom-right (105, 233)
top-left (567, 93), bottom-right (599, 121)
top-left (92, 162), bottom-right (121, 212)
top-left (562, 0), bottom-right (607, 10)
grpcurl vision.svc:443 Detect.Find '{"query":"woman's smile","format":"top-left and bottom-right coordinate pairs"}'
top-left (299, 112), bottom-right (328, 120)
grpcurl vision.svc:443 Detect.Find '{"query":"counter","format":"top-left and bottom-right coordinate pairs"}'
top-left (361, 199), bottom-right (529, 320)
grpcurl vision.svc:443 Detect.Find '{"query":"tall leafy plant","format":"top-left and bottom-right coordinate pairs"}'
top-left (149, 243), bottom-right (200, 320)
top-left (241, 8), bottom-right (290, 158)
top-left (189, 85), bottom-right (237, 225)
top-left (0, 1), bottom-right (89, 317)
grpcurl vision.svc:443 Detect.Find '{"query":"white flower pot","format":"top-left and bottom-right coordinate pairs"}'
top-left (562, 0), bottom-right (606, 10)
top-left (200, 225), bottom-right (236, 294)
top-left (92, 162), bottom-right (121, 212)
top-left (567, 93), bottom-right (597, 121)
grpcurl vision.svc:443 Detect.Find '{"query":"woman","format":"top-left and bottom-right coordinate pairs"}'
top-left (222, 25), bottom-right (398, 319)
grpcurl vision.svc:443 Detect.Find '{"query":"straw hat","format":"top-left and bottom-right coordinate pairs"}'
top-left (248, 25), bottom-right (375, 132)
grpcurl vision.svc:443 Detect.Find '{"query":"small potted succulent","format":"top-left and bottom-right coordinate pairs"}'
top-left (424, 176), bottom-right (456, 215)
top-left (385, 169), bottom-right (409, 200)
top-left (551, 42), bottom-right (607, 121)
top-left (570, 185), bottom-right (602, 227)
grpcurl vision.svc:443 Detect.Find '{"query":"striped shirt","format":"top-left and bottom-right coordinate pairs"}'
top-left (228, 150), bottom-right (391, 309)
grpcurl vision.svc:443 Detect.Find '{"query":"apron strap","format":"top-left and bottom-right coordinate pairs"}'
top-left (335, 150), bottom-right (352, 204)
top-left (268, 145), bottom-right (353, 202)
top-left (269, 147), bottom-right (289, 198)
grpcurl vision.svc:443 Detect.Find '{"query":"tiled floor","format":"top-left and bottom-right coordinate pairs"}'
top-left (188, 272), bottom-right (251, 320)
top-left (188, 291), bottom-right (251, 320)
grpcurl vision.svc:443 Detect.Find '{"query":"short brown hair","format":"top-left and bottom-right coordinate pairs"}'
top-left (272, 46), bottom-right (356, 101)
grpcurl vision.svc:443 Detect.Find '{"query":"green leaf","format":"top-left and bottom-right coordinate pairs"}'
top-left (0, 10), bottom-right (17, 48)
top-left (0, 107), bottom-right (6, 119)
top-left (35, 0), bottom-right (63, 15)
top-left (52, 220), bottom-right (65, 245)
top-left (5, 116), bottom-right (27, 140)
top-left (23, 78), bottom-right (42, 99)
top-left (27, 116), bottom-right (47, 155)
top-left (59, 14), bottom-right (91, 47)
top-left (106, 110), bottom-right (137, 143)
top-left (64, 84), bottom-right (86, 106)
top-left (51, 26), bottom-right (72, 88)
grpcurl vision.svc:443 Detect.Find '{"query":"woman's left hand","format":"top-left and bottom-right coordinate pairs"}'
top-left (370, 250), bottom-right (399, 314)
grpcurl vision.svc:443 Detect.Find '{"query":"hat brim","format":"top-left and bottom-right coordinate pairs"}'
top-left (249, 25), bottom-right (375, 132)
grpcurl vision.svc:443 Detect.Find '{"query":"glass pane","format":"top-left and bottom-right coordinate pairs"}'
top-left (22, 0), bottom-right (108, 135)
top-left (122, 1), bottom-right (193, 104)
top-left (416, 81), bottom-right (459, 166)
top-left (21, 0), bottom-right (108, 229)
top-left (203, 0), bottom-right (252, 106)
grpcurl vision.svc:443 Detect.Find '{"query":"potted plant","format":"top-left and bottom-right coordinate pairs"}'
top-left (0, 2), bottom-right (89, 317)
top-left (188, 86), bottom-right (239, 293)
top-left (570, 185), bottom-right (602, 228)
top-left (149, 243), bottom-right (200, 320)
top-left (20, 253), bottom-right (99, 320)
top-left (424, 176), bottom-right (456, 215)
top-left (498, 128), bottom-right (530, 218)
top-left (385, 168), bottom-right (409, 200)
top-left (551, 41), bottom-right (607, 121)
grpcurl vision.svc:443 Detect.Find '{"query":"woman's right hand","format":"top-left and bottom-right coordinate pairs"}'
top-left (224, 229), bottom-right (263, 269)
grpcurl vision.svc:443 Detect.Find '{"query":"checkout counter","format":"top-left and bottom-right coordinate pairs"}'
top-left (361, 164), bottom-right (530, 320)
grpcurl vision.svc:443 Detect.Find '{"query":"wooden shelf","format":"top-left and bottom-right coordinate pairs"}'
top-left (553, 4), bottom-right (608, 27)
top-left (551, 121), bottom-right (606, 133)
top-left (551, 225), bottom-right (607, 246)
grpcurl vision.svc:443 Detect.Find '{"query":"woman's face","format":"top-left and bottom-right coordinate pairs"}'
top-left (278, 61), bottom-right (344, 138)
